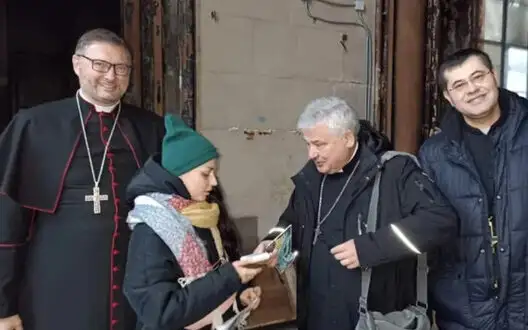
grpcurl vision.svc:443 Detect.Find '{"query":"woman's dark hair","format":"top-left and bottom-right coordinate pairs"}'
top-left (208, 184), bottom-right (242, 260)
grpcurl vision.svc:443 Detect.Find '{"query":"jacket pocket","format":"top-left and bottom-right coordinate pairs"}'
top-left (430, 266), bottom-right (474, 328)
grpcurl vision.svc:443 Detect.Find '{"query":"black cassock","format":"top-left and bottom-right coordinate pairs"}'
top-left (0, 96), bottom-right (164, 330)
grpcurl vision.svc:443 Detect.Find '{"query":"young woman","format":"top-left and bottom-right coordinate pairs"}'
top-left (123, 115), bottom-right (262, 330)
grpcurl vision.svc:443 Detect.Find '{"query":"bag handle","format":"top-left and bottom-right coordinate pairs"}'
top-left (359, 151), bottom-right (428, 314)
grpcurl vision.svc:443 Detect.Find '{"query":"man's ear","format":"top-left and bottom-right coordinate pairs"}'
top-left (443, 90), bottom-right (455, 107)
top-left (492, 68), bottom-right (500, 85)
top-left (72, 55), bottom-right (81, 76)
top-left (344, 130), bottom-right (356, 148)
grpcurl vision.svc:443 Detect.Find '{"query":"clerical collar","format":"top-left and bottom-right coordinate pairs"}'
top-left (334, 143), bottom-right (360, 174)
top-left (78, 89), bottom-right (119, 113)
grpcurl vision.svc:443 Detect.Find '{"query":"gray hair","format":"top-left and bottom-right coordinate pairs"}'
top-left (75, 28), bottom-right (131, 57)
top-left (297, 97), bottom-right (360, 136)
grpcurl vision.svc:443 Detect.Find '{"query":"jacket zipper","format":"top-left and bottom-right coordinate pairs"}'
top-left (449, 151), bottom-right (498, 295)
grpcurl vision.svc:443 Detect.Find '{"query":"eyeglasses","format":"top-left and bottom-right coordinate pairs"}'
top-left (448, 70), bottom-right (492, 93)
top-left (76, 54), bottom-right (131, 76)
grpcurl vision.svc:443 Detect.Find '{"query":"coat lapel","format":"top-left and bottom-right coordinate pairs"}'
top-left (117, 110), bottom-right (148, 166)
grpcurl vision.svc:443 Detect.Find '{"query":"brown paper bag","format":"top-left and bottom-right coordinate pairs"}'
top-left (245, 266), bottom-right (297, 329)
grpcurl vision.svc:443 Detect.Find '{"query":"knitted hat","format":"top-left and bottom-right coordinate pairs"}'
top-left (161, 115), bottom-right (219, 177)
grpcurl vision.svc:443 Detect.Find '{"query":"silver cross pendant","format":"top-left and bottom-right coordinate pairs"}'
top-left (85, 186), bottom-right (109, 214)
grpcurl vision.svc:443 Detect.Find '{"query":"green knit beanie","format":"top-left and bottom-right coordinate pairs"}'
top-left (161, 114), bottom-right (219, 177)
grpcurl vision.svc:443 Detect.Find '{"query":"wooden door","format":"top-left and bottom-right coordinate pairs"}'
top-left (375, 0), bottom-right (483, 152)
top-left (121, 0), bottom-right (197, 128)
top-left (121, 0), bottom-right (142, 109)
top-left (0, 0), bottom-right (11, 132)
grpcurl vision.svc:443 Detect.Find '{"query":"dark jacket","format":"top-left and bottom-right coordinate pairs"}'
top-left (418, 89), bottom-right (528, 330)
top-left (266, 121), bottom-right (458, 329)
top-left (122, 155), bottom-right (243, 330)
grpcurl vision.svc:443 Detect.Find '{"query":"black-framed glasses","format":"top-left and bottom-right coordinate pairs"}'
top-left (448, 70), bottom-right (492, 93)
top-left (76, 54), bottom-right (132, 76)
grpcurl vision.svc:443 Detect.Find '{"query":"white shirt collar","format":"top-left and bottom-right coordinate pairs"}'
top-left (78, 89), bottom-right (119, 113)
top-left (336, 143), bottom-right (359, 173)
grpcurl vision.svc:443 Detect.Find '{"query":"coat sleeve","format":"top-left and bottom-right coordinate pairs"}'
top-left (0, 112), bottom-right (30, 199)
top-left (0, 196), bottom-right (33, 318)
top-left (354, 157), bottom-right (458, 268)
top-left (123, 223), bottom-right (243, 330)
top-left (154, 114), bottom-right (165, 154)
top-left (417, 145), bottom-right (438, 182)
top-left (262, 190), bottom-right (300, 250)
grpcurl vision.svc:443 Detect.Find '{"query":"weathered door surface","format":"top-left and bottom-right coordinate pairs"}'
top-left (423, 0), bottom-right (483, 137)
top-left (376, 0), bottom-right (483, 151)
top-left (0, 1), bottom-right (11, 132)
top-left (121, 0), bottom-right (196, 128)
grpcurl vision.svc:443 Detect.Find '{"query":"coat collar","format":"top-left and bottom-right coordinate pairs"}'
top-left (440, 88), bottom-right (526, 145)
top-left (292, 140), bottom-right (381, 194)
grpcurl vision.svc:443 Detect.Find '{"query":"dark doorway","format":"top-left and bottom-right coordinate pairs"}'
top-left (0, 0), bottom-right (121, 131)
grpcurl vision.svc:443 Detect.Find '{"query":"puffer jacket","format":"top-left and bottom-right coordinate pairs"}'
top-left (419, 89), bottom-right (528, 329)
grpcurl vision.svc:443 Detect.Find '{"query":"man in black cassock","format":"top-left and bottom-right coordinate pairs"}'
top-left (0, 28), bottom-right (165, 330)
top-left (257, 97), bottom-right (458, 330)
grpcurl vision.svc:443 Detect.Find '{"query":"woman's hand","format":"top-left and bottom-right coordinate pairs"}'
top-left (232, 260), bottom-right (263, 284)
top-left (253, 241), bottom-right (278, 268)
top-left (240, 286), bottom-right (262, 310)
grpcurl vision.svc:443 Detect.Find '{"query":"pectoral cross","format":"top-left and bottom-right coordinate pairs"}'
top-left (85, 186), bottom-right (109, 214)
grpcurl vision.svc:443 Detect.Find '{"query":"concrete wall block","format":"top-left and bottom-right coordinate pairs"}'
top-left (295, 27), bottom-right (343, 80)
top-left (253, 21), bottom-right (297, 78)
top-left (290, 79), bottom-right (336, 111)
top-left (196, 0), bottom-right (378, 237)
top-left (200, 74), bottom-right (359, 131)
top-left (201, 130), bottom-right (307, 236)
top-left (340, 27), bottom-right (370, 83)
top-left (294, 26), bottom-right (366, 82)
top-left (201, 0), bottom-right (290, 22)
top-left (198, 72), bottom-right (257, 130)
top-left (289, 0), bottom-right (374, 31)
top-left (331, 82), bottom-right (368, 118)
top-left (247, 78), bottom-right (369, 131)
top-left (251, 76), bottom-right (300, 129)
top-left (199, 73), bottom-right (302, 130)
top-left (199, 14), bottom-right (254, 73)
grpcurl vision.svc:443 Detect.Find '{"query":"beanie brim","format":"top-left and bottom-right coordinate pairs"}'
top-left (161, 114), bottom-right (219, 177)
top-left (163, 148), bottom-right (219, 177)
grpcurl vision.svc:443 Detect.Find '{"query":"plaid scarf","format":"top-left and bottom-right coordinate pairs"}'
top-left (126, 192), bottom-right (243, 329)
top-left (127, 192), bottom-right (225, 278)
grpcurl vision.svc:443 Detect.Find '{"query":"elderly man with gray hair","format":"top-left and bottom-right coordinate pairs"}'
top-left (257, 96), bottom-right (457, 330)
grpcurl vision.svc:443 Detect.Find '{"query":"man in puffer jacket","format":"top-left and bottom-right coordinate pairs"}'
top-left (419, 47), bottom-right (528, 329)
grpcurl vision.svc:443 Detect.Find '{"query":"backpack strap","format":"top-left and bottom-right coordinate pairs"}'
top-left (359, 151), bottom-right (428, 314)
